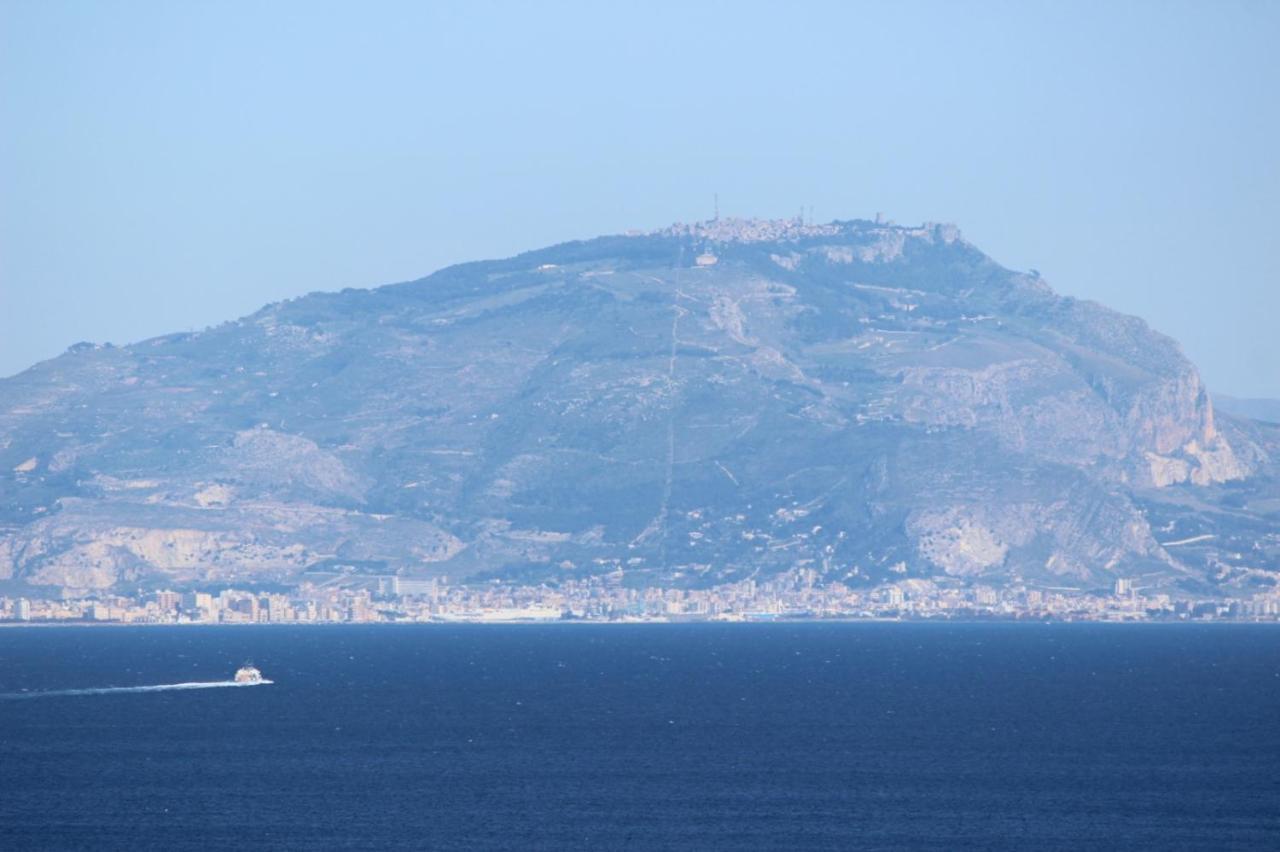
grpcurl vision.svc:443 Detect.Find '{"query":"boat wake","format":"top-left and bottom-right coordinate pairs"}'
top-left (0, 679), bottom-right (273, 700)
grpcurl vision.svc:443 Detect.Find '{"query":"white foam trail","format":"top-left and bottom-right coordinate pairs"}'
top-left (0, 679), bottom-right (273, 700)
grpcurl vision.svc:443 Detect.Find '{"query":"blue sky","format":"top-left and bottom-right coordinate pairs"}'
top-left (2, 1), bottom-right (1278, 395)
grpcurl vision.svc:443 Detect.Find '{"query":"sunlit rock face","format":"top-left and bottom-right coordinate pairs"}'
top-left (1, 217), bottom-right (1276, 595)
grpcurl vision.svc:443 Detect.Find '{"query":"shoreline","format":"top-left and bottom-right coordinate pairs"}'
top-left (2, 617), bottom-right (1277, 629)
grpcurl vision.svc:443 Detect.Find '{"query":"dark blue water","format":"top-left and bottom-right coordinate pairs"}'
top-left (1, 624), bottom-right (1278, 850)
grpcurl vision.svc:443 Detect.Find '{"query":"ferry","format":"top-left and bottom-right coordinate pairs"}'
top-left (234, 664), bottom-right (266, 685)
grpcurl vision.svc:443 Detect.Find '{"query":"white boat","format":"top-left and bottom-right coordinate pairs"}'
top-left (234, 664), bottom-right (265, 685)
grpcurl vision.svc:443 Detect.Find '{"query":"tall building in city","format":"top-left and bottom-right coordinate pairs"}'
top-left (153, 590), bottom-right (181, 613)
top-left (182, 591), bottom-right (212, 610)
top-left (398, 578), bottom-right (437, 599)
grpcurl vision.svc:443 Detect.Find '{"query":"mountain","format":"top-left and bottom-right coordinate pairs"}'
top-left (2, 217), bottom-right (1278, 597)
top-left (1214, 394), bottom-right (1280, 425)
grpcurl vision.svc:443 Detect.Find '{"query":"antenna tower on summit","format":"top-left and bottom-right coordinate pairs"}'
top-left (714, 193), bottom-right (719, 221)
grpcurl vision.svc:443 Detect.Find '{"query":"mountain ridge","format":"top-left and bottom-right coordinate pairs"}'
top-left (2, 217), bottom-right (1277, 597)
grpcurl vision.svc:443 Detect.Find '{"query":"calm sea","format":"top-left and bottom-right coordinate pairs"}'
top-left (1, 623), bottom-right (1277, 850)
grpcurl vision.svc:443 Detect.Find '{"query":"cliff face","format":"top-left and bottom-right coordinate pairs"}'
top-left (1, 218), bottom-right (1276, 595)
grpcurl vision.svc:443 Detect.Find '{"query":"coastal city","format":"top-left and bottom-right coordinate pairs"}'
top-left (3, 568), bottom-right (1278, 625)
